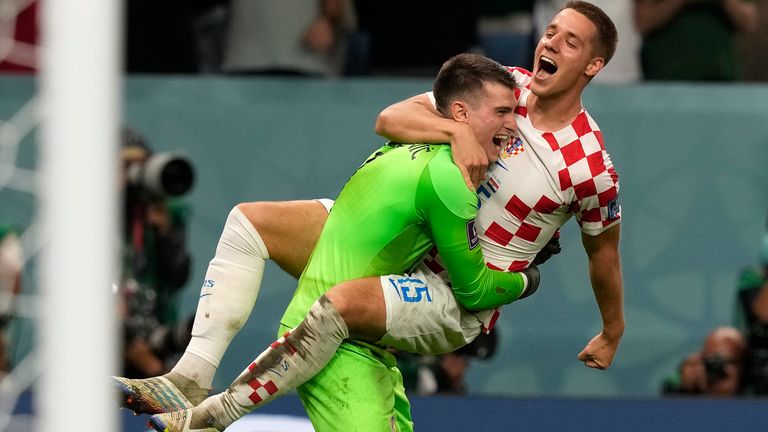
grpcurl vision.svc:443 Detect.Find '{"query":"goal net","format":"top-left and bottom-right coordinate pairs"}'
top-left (0, 0), bottom-right (120, 430)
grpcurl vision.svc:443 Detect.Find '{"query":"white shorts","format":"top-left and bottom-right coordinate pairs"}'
top-left (377, 261), bottom-right (500, 355)
top-left (314, 198), bottom-right (500, 355)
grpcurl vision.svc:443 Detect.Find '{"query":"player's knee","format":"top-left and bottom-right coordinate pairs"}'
top-left (326, 280), bottom-right (386, 341)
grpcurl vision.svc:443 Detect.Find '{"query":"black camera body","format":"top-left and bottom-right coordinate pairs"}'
top-left (703, 355), bottom-right (728, 383)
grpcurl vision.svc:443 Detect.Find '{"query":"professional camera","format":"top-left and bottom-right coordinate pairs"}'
top-left (703, 354), bottom-right (728, 384)
top-left (126, 152), bottom-right (195, 198)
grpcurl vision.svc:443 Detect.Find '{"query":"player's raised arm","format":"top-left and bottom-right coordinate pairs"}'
top-left (376, 94), bottom-right (489, 190)
top-left (577, 224), bottom-right (624, 370)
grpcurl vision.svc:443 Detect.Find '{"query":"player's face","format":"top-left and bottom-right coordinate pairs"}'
top-left (530, 8), bottom-right (603, 98)
top-left (466, 82), bottom-right (517, 163)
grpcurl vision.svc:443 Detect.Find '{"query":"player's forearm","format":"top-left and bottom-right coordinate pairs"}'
top-left (589, 253), bottom-right (625, 339)
top-left (375, 94), bottom-right (469, 144)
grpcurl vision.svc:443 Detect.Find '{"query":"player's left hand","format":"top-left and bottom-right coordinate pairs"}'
top-left (577, 330), bottom-right (620, 370)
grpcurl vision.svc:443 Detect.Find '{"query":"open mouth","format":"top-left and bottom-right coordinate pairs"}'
top-left (492, 134), bottom-right (512, 149)
top-left (537, 56), bottom-right (558, 78)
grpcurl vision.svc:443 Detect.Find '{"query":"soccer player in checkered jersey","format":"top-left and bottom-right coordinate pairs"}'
top-left (376, 0), bottom-right (624, 370)
top-left (114, 2), bottom-right (622, 429)
top-left (134, 54), bottom-right (542, 432)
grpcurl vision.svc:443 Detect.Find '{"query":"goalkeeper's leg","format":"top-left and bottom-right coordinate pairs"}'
top-left (149, 278), bottom-right (386, 431)
top-left (114, 200), bottom-right (328, 415)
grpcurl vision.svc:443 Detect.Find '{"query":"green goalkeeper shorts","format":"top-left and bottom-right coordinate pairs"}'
top-left (296, 339), bottom-right (413, 432)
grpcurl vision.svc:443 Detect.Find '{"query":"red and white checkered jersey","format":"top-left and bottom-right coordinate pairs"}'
top-left (474, 67), bottom-right (621, 272)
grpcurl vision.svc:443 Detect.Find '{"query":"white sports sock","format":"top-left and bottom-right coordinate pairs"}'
top-left (190, 295), bottom-right (349, 430)
top-left (171, 206), bottom-right (269, 390)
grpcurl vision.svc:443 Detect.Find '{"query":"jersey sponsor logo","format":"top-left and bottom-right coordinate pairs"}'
top-left (607, 197), bottom-right (620, 219)
top-left (500, 136), bottom-right (525, 159)
top-left (466, 219), bottom-right (479, 250)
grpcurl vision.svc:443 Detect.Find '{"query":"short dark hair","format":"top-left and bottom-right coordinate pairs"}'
top-left (562, 1), bottom-right (618, 65)
top-left (433, 53), bottom-right (517, 117)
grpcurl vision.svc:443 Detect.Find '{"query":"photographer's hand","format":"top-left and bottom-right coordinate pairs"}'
top-left (679, 353), bottom-right (708, 393)
top-left (146, 201), bottom-right (171, 236)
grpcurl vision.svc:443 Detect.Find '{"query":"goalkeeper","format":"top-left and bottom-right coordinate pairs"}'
top-left (126, 53), bottom-right (537, 432)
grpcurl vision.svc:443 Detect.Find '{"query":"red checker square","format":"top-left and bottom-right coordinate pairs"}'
top-left (248, 378), bottom-right (264, 391)
top-left (247, 361), bottom-right (258, 372)
top-left (598, 186), bottom-right (618, 206)
top-left (602, 218), bottom-right (618, 227)
top-left (595, 130), bottom-right (605, 150)
top-left (581, 208), bottom-right (602, 223)
top-left (249, 392), bottom-right (264, 405)
top-left (507, 260), bottom-right (530, 272)
top-left (607, 166), bottom-right (619, 184)
top-left (505, 195), bottom-right (533, 220)
top-left (558, 168), bottom-right (573, 191)
top-left (486, 262), bottom-right (503, 270)
top-left (543, 132), bottom-right (560, 151)
top-left (515, 222), bottom-right (541, 242)
top-left (533, 195), bottom-right (560, 214)
top-left (572, 112), bottom-right (593, 137)
top-left (514, 106), bottom-right (528, 117)
top-left (513, 86), bottom-right (522, 99)
top-left (586, 151), bottom-right (606, 177)
top-left (561, 140), bottom-right (586, 166)
top-left (573, 179), bottom-right (598, 200)
top-left (573, 178), bottom-right (598, 200)
top-left (485, 222), bottom-right (513, 246)
top-left (263, 380), bottom-right (279, 395)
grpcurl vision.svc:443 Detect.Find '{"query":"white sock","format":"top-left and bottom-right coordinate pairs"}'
top-left (171, 206), bottom-right (269, 390)
top-left (190, 295), bottom-right (349, 430)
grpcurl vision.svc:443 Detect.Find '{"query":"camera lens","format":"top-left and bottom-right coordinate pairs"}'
top-left (142, 153), bottom-right (195, 197)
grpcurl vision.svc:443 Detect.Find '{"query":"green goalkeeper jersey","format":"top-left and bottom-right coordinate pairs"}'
top-left (281, 143), bottom-right (527, 329)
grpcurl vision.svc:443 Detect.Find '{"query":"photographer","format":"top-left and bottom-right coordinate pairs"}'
top-left (663, 220), bottom-right (768, 396)
top-left (733, 229), bottom-right (768, 394)
top-left (120, 127), bottom-right (195, 378)
top-left (662, 326), bottom-right (747, 396)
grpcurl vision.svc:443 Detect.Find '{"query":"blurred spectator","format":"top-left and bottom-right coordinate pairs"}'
top-left (477, 0), bottom-right (535, 70)
top-left (0, 225), bottom-right (22, 375)
top-left (634, 0), bottom-right (759, 81)
top-left (662, 326), bottom-right (747, 395)
top-left (126, 0), bottom-right (222, 73)
top-left (0, 0), bottom-right (38, 73)
top-left (733, 229), bottom-right (768, 394)
top-left (348, 1), bottom-right (479, 77)
top-left (220, 0), bottom-right (351, 77)
top-left (119, 127), bottom-right (195, 378)
top-left (533, 0), bottom-right (641, 84)
top-left (663, 221), bottom-right (768, 396)
top-left (397, 330), bottom-right (498, 395)
top-left (738, 1), bottom-right (768, 82)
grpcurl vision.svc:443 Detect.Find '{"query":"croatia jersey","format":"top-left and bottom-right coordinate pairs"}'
top-left (425, 67), bottom-right (621, 275)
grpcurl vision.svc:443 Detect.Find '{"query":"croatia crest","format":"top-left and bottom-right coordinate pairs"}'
top-left (500, 136), bottom-right (524, 159)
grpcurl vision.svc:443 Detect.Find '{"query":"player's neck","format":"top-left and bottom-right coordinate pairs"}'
top-left (526, 90), bottom-right (583, 132)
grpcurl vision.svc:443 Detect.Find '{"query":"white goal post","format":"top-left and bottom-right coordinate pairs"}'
top-left (39, 0), bottom-right (120, 430)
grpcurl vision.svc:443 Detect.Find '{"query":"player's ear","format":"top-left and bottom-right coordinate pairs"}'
top-left (451, 101), bottom-right (470, 123)
top-left (585, 56), bottom-right (604, 78)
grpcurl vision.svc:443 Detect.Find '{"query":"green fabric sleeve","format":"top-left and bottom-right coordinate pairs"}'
top-left (416, 156), bottom-right (526, 310)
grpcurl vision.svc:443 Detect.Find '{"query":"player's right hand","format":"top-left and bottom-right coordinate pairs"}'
top-left (450, 125), bottom-right (488, 190)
